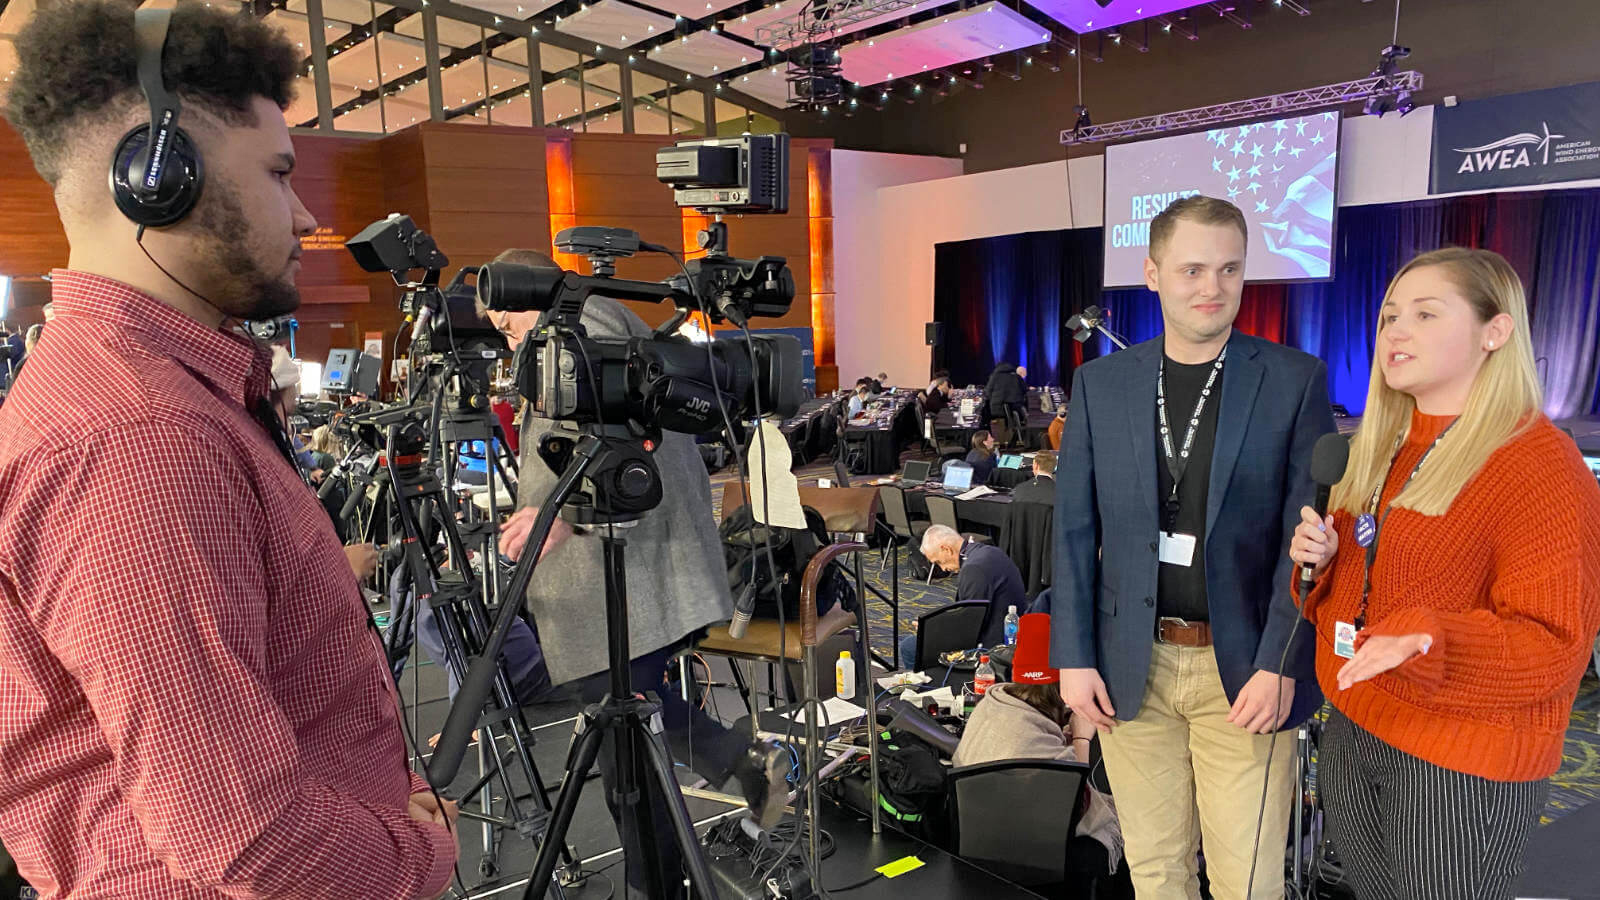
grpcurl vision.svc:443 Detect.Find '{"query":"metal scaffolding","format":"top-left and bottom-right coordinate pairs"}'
top-left (754, 0), bottom-right (920, 51)
top-left (1060, 70), bottom-right (1424, 145)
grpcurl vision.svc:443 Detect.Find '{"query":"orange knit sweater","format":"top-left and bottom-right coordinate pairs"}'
top-left (1302, 409), bottom-right (1600, 782)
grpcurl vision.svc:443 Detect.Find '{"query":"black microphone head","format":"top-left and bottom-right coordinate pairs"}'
top-left (1310, 432), bottom-right (1351, 488)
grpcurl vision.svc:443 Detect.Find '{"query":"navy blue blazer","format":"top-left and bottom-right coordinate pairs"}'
top-left (1048, 331), bottom-right (1336, 728)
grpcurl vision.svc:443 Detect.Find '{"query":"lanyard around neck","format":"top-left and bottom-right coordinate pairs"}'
top-left (1156, 346), bottom-right (1226, 529)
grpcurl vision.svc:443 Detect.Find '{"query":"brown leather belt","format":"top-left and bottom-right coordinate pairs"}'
top-left (1156, 617), bottom-right (1213, 647)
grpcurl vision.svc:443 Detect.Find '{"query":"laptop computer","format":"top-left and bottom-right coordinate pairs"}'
top-left (899, 459), bottom-right (931, 486)
top-left (997, 454), bottom-right (1024, 469)
top-left (941, 464), bottom-right (974, 493)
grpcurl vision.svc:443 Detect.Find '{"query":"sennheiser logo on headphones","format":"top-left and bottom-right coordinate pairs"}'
top-left (143, 110), bottom-right (176, 191)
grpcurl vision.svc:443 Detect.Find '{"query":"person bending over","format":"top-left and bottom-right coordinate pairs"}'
top-left (899, 524), bottom-right (1028, 665)
top-left (0, 4), bottom-right (456, 897)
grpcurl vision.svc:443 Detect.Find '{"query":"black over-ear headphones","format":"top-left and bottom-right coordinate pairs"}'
top-left (109, 7), bottom-right (204, 228)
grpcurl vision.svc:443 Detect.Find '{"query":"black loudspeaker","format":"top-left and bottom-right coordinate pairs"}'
top-left (925, 321), bottom-right (944, 346)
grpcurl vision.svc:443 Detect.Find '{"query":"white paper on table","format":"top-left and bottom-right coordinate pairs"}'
top-left (959, 398), bottom-right (976, 417)
top-left (747, 418), bottom-right (807, 529)
top-left (782, 696), bottom-right (867, 728)
top-left (956, 485), bottom-right (997, 501)
top-left (903, 686), bottom-right (957, 711)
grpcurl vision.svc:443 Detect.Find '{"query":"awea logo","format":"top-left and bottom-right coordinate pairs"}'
top-left (1454, 122), bottom-right (1565, 174)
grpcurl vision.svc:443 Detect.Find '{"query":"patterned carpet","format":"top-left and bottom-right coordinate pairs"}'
top-left (709, 453), bottom-right (1600, 824)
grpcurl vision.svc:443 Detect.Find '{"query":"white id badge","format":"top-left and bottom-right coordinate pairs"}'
top-left (1334, 621), bottom-right (1358, 659)
top-left (1157, 532), bottom-right (1197, 567)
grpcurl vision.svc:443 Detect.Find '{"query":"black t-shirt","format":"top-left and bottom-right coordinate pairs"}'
top-left (1155, 354), bottom-right (1222, 622)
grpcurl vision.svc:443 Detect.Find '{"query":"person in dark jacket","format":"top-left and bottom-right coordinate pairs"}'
top-left (965, 429), bottom-right (998, 483)
top-left (984, 361), bottom-right (1027, 419)
top-left (899, 524), bottom-right (1029, 663)
top-left (1011, 450), bottom-right (1057, 505)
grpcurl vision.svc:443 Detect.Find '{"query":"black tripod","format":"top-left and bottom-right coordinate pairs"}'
top-left (362, 402), bottom-right (581, 891)
top-left (427, 428), bottom-right (721, 899)
top-left (517, 432), bottom-right (721, 900)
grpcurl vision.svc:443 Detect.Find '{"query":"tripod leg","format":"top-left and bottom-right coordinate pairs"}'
top-left (634, 716), bottom-right (721, 900)
top-left (524, 719), bottom-right (606, 900)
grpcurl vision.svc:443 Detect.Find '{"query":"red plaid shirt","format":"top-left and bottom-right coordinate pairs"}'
top-left (0, 272), bottom-right (456, 899)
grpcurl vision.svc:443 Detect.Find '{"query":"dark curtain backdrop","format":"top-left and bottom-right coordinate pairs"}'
top-left (931, 188), bottom-right (1600, 417)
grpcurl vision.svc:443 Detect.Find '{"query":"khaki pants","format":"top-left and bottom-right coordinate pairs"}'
top-left (1098, 642), bottom-right (1295, 900)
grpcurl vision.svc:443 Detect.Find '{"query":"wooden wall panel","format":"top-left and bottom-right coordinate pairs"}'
top-left (379, 128), bottom-right (431, 232)
top-left (0, 122), bottom-right (69, 322)
top-left (425, 168), bottom-right (549, 214)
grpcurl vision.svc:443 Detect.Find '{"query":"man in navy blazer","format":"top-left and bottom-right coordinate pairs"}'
top-left (1051, 197), bottom-right (1335, 900)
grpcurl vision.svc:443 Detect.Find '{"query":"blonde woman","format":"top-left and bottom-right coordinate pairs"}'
top-left (1291, 248), bottom-right (1600, 899)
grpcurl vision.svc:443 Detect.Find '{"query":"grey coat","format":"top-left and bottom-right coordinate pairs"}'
top-left (515, 297), bottom-right (732, 685)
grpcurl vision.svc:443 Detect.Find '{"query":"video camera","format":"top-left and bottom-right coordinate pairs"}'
top-left (476, 226), bottom-right (805, 437)
top-left (346, 215), bottom-right (510, 409)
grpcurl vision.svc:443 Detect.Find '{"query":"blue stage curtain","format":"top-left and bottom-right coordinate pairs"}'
top-left (1528, 193), bottom-right (1600, 417)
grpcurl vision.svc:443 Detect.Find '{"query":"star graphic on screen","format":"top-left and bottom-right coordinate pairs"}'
top-left (1238, 125), bottom-right (1252, 139)
top-left (1249, 143), bottom-right (1264, 160)
top-left (1213, 157), bottom-right (1223, 172)
top-left (1247, 163), bottom-right (1262, 177)
top-left (1272, 139), bottom-right (1286, 156)
top-left (1289, 146), bottom-right (1305, 158)
top-left (1227, 165), bottom-right (1242, 181)
top-left (1227, 187), bottom-right (1240, 200)
top-left (1247, 181), bottom-right (1262, 194)
top-left (1206, 129), bottom-right (1221, 144)
top-left (1271, 119), bottom-right (1288, 134)
top-left (1272, 163), bottom-right (1285, 173)
top-left (1231, 140), bottom-right (1246, 156)
top-left (1255, 200), bottom-right (1270, 213)
top-left (1310, 131), bottom-right (1325, 145)
top-left (1294, 118), bottom-right (1307, 136)
top-left (1323, 111), bottom-right (1338, 121)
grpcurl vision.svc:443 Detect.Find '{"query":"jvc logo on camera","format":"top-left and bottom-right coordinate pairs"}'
top-left (686, 397), bottom-right (712, 415)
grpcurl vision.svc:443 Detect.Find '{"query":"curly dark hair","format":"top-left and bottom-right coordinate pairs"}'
top-left (2, 0), bottom-right (300, 186)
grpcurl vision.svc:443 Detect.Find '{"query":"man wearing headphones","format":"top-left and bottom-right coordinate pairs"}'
top-left (0, 4), bottom-right (456, 898)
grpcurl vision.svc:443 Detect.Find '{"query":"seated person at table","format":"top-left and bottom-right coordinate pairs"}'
top-left (953, 614), bottom-right (1123, 873)
top-left (847, 382), bottom-right (870, 418)
top-left (1011, 450), bottom-right (1057, 505)
top-left (873, 372), bottom-right (889, 393)
top-left (923, 376), bottom-right (951, 415)
top-left (898, 524), bottom-right (1028, 663)
top-left (965, 429), bottom-right (998, 483)
top-left (1046, 408), bottom-right (1066, 450)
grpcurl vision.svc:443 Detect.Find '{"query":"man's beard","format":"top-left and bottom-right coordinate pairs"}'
top-left (194, 181), bottom-right (300, 321)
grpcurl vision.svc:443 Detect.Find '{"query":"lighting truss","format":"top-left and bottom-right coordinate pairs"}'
top-left (755, 0), bottom-right (920, 51)
top-left (1059, 70), bottom-right (1422, 145)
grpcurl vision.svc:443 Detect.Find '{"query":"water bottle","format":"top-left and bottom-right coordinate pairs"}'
top-left (1003, 605), bottom-right (1020, 646)
top-left (835, 650), bottom-right (857, 700)
top-left (973, 654), bottom-right (996, 696)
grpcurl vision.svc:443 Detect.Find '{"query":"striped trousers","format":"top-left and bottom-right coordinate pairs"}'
top-left (1320, 709), bottom-right (1547, 900)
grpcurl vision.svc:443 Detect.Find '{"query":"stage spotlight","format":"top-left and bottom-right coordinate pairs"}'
top-left (1073, 104), bottom-right (1092, 137)
top-left (1395, 90), bottom-right (1415, 115)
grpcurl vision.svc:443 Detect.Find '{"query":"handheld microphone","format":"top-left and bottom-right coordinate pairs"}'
top-left (1299, 432), bottom-right (1351, 599)
top-left (726, 580), bottom-right (758, 640)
